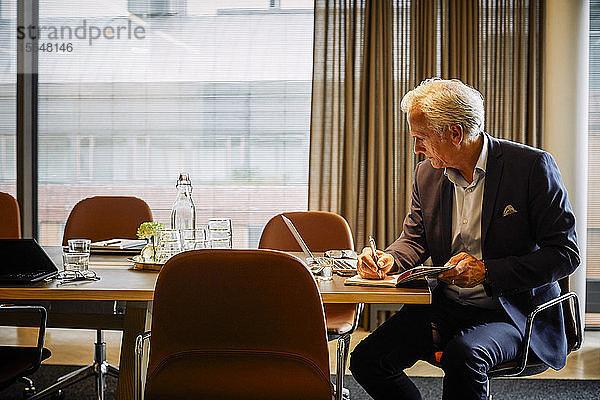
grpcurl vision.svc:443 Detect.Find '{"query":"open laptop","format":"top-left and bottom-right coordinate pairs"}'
top-left (281, 215), bottom-right (357, 275)
top-left (0, 239), bottom-right (59, 283)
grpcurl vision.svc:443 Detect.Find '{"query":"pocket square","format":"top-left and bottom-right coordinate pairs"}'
top-left (503, 205), bottom-right (517, 217)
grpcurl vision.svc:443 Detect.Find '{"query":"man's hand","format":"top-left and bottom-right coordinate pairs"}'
top-left (357, 247), bottom-right (395, 279)
top-left (437, 252), bottom-right (486, 288)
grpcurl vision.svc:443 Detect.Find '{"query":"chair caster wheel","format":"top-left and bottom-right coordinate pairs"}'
top-left (23, 386), bottom-right (36, 398)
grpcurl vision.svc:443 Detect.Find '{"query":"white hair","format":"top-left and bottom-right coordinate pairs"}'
top-left (401, 78), bottom-right (485, 138)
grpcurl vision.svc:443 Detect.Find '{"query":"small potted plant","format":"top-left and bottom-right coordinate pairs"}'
top-left (137, 221), bottom-right (165, 262)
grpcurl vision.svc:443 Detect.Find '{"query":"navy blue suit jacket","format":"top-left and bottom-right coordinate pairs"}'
top-left (386, 133), bottom-right (580, 370)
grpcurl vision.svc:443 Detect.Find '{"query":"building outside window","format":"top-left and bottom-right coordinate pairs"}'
top-left (4, 0), bottom-right (315, 246)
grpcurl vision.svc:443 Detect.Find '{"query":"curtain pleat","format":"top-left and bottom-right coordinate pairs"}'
top-left (310, 0), bottom-right (544, 250)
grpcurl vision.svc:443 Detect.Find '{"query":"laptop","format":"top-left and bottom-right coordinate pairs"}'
top-left (281, 215), bottom-right (357, 275)
top-left (0, 239), bottom-right (59, 283)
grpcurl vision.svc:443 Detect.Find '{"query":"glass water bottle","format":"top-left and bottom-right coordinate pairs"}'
top-left (171, 173), bottom-right (196, 238)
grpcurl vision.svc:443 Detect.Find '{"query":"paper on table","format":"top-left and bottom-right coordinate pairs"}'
top-left (344, 265), bottom-right (454, 288)
top-left (91, 239), bottom-right (147, 250)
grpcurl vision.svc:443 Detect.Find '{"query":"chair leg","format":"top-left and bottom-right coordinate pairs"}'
top-left (106, 363), bottom-right (120, 378)
top-left (487, 378), bottom-right (492, 400)
top-left (335, 334), bottom-right (351, 400)
top-left (28, 365), bottom-right (95, 399)
top-left (96, 362), bottom-right (106, 400)
top-left (56, 364), bottom-right (92, 382)
top-left (28, 329), bottom-right (119, 400)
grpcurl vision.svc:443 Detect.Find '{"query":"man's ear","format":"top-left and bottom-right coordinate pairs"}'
top-left (448, 124), bottom-right (464, 145)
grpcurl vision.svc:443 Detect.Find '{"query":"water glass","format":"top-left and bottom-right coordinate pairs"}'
top-left (159, 240), bottom-right (182, 262)
top-left (62, 252), bottom-right (89, 272)
top-left (182, 228), bottom-right (208, 250)
top-left (316, 257), bottom-right (333, 281)
top-left (68, 239), bottom-right (91, 254)
top-left (208, 230), bottom-right (232, 249)
top-left (159, 229), bottom-right (181, 244)
top-left (208, 218), bottom-right (232, 232)
top-left (157, 229), bottom-right (182, 261)
top-left (208, 218), bottom-right (232, 248)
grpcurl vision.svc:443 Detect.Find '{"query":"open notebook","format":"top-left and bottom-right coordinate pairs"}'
top-left (281, 215), bottom-right (357, 275)
top-left (344, 265), bottom-right (454, 288)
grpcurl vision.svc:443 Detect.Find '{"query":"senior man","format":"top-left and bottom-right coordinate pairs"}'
top-left (349, 79), bottom-right (579, 400)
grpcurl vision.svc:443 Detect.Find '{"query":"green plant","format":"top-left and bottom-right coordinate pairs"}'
top-left (137, 222), bottom-right (164, 239)
top-left (137, 222), bottom-right (165, 261)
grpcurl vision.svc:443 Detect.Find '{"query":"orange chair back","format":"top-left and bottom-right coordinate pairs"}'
top-left (0, 192), bottom-right (21, 239)
top-left (62, 196), bottom-right (152, 245)
top-left (145, 250), bottom-right (332, 400)
top-left (259, 211), bottom-right (354, 252)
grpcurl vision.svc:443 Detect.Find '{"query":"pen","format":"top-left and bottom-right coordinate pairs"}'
top-left (368, 235), bottom-right (379, 264)
top-left (368, 235), bottom-right (383, 278)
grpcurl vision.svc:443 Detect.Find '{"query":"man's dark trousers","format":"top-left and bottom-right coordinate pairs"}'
top-left (349, 291), bottom-right (522, 400)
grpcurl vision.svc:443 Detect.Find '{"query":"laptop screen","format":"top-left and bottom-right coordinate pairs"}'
top-left (0, 239), bottom-right (59, 274)
top-left (281, 215), bottom-right (315, 261)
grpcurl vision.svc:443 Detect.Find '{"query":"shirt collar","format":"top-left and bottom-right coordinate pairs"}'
top-left (474, 133), bottom-right (488, 174)
top-left (444, 133), bottom-right (488, 186)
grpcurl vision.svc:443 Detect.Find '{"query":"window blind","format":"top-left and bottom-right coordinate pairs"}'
top-left (589, 0), bottom-right (600, 279)
top-left (36, 0), bottom-right (314, 246)
top-left (0, 0), bottom-right (16, 197)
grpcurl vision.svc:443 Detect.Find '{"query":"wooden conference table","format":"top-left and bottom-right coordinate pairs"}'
top-left (0, 248), bottom-right (431, 400)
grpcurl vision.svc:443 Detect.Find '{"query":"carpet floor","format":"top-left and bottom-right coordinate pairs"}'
top-left (1, 365), bottom-right (599, 399)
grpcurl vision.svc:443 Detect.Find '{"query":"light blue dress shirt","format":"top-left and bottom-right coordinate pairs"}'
top-left (441, 134), bottom-right (500, 309)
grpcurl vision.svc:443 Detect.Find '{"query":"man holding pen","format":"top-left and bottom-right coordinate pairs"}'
top-left (349, 79), bottom-right (579, 400)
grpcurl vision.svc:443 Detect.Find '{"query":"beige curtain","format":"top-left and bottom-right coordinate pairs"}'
top-left (310, 0), bottom-right (407, 248)
top-left (309, 0), bottom-right (544, 249)
top-left (440, 0), bottom-right (544, 146)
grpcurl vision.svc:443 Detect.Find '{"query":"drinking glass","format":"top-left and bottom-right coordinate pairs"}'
top-left (68, 239), bottom-right (91, 254)
top-left (207, 218), bottom-right (232, 232)
top-left (159, 229), bottom-right (181, 243)
top-left (62, 252), bottom-right (89, 272)
top-left (159, 241), bottom-right (182, 262)
top-left (182, 228), bottom-right (207, 250)
top-left (208, 230), bottom-right (232, 249)
top-left (316, 257), bottom-right (334, 281)
top-left (208, 218), bottom-right (232, 248)
top-left (158, 229), bottom-right (182, 261)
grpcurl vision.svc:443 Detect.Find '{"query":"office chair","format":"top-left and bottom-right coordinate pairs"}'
top-left (0, 194), bottom-right (52, 398)
top-left (0, 191), bottom-right (21, 238)
top-left (0, 305), bottom-right (51, 398)
top-left (134, 249), bottom-right (333, 400)
top-left (428, 276), bottom-right (582, 400)
top-left (259, 211), bottom-right (364, 400)
top-left (35, 196), bottom-right (153, 399)
top-left (62, 196), bottom-right (153, 244)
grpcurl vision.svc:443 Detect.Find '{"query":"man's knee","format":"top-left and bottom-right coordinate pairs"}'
top-left (441, 337), bottom-right (490, 377)
top-left (349, 339), bottom-right (374, 377)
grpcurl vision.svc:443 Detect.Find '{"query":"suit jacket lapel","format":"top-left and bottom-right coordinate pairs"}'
top-left (482, 133), bottom-right (504, 249)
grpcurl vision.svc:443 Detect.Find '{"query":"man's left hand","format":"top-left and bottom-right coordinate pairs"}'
top-left (437, 252), bottom-right (486, 288)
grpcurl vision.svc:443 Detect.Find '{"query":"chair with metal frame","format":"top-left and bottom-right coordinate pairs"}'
top-left (428, 276), bottom-right (583, 400)
top-left (259, 211), bottom-right (364, 400)
top-left (135, 249), bottom-right (333, 400)
top-left (0, 305), bottom-right (52, 398)
top-left (0, 193), bottom-right (52, 398)
top-left (0, 191), bottom-right (22, 239)
top-left (34, 196), bottom-right (153, 400)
